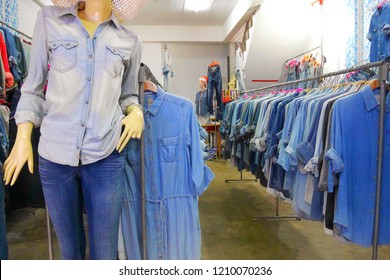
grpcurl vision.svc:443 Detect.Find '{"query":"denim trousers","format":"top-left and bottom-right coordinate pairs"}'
top-left (0, 173), bottom-right (8, 260)
top-left (235, 69), bottom-right (246, 92)
top-left (38, 150), bottom-right (125, 260)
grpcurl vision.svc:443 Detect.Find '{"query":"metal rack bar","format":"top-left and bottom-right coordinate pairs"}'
top-left (0, 20), bottom-right (32, 40)
top-left (138, 64), bottom-right (147, 260)
top-left (372, 62), bottom-right (389, 260)
top-left (225, 170), bottom-right (258, 183)
top-left (241, 60), bottom-right (389, 94)
top-left (253, 161), bottom-right (301, 221)
top-left (284, 45), bottom-right (321, 63)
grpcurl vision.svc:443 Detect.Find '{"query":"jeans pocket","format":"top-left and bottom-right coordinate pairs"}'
top-left (160, 136), bottom-right (180, 162)
top-left (48, 40), bottom-right (78, 73)
top-left (104, 45), bottom-right (129, 79)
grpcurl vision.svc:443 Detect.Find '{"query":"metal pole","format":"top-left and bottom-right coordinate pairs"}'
top-left (138, 64), bottom-right (147, 260)
top-left (45, 205), bottom-right (53, 260)
top-left (253, 160), bottom-right (301, 221)
top-left (372, 63), bottom-right (388, 260)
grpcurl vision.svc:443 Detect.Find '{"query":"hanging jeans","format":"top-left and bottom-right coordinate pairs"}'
top-left (38, 150), bottom-right (125, 260)
top-left (0, 173), bottom-right (7, 260)
top-left (207, 65), bottom-right (223, 120)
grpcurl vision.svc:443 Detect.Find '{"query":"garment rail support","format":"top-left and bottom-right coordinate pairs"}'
top-left (372, 62), bottom-right (389, 260)
top-left (225, 170), bottom-right (258, 183)
top-left (253, 160), bottom-right (301, 221)
top-left (45, 204), bottom-right (54, 260)
top-left (138, 64), bottom-right (147, 260)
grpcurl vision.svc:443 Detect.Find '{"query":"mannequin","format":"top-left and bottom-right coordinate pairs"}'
top-left (3, 0), bottom-right (144, 259)
top-left (235, 42), bottom-right (246, 92)
top-left (195, 76), bottom-right (210, 125)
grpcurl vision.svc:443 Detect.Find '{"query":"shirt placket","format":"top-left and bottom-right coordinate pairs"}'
top-left (146, 113), bottom-right (164, 259)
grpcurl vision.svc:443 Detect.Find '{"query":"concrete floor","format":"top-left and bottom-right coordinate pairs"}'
top-left (5, 159), bottom-right (390, 260)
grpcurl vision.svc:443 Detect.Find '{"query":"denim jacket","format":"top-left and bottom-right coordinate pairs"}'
top-left (15, 3), bottom-right (143, 166)
top-left (195, 89), bottom-right (209, 115)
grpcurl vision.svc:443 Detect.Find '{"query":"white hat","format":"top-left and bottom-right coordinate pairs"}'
top-left (51, 0), bottom-right (145, 24)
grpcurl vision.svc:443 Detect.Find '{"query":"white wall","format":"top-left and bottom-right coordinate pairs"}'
top-left (18, 0), bottom-right (41, 37)
top-left (163, 43), bottom-right (229, 103)
top-left (141, 42), bottom-right (163, 85)
top-left (243, 0), bottom-right (359, 90)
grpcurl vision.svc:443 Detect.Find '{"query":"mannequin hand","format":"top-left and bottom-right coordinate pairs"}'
top-left (3, 123), bottom-right (34, 186)
top-left (116, 105), bottom-right (144, 153)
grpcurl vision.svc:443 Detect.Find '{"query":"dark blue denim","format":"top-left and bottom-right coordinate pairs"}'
top-left (0, 27), bottom-right (21, 82)
top-left (368, 3), bottom-right (390, 62)
top-left (207, 65), bottom-right (223, 119)
top-left (0, 173), bottom-right (8, 260)
top-left (195, 90), bottom-right (209, 116)
top-left (38, 150), bottom-right (125, 260)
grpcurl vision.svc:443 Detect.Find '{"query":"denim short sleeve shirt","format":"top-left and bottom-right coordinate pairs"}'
top-left (15, 4), bottom-right (143, 166)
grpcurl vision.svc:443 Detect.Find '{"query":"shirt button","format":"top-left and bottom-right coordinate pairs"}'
top-left (77, 146), bottom-right (80, 150)
top-left (81, 124), bottom-right (85, 127)
top-left (89, 55), bottom-right (92, 58)
top-left (87, 78), bottom-right (91, 81)
top-left (85, 100), bottom-right (89, 104)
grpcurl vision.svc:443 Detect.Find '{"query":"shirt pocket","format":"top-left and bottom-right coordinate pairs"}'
top-left (104, 45), bottom-right (130, 79)
top-left (48, 40), bottom-right (78, 73)
top-left (160, 136), bottom-right (181, 162)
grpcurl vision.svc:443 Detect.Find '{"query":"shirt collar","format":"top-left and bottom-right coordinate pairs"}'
top-left (58, 1), bottom-right (121, 30)
top-left (145, 87), bottom-right (166, 116)
top-left (362, 84), bottom-right (390, 112)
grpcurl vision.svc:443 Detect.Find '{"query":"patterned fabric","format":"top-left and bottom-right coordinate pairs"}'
top-left (345, 0), bottom-right (358, 68)
top-left (0, 0), bottom-right (19, 30)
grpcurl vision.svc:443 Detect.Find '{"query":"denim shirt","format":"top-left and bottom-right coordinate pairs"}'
top-left (325, 86), bottom-right (390, 246)
top-left (367, 3), bottom-right (390, 62)
top-left (195, 89), bottom-right (209, 115)
top-left (15, 4), bottom-right (142, 166)
top-left (121, 87), bottom-right (215, 260)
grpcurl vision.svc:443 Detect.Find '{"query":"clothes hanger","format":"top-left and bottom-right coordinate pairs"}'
top-left (144, 80), bottom-right (157, 93)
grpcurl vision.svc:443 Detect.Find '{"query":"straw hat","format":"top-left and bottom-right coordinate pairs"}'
top-left (51, 0), bottom-right (145, 23)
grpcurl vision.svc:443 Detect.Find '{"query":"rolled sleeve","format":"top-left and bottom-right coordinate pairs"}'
top-left (15, 9), bottom-right (48, 128)
top-left (383, 24), bottom-right (390, 36)
top-left (296, 140), bottom-right (315, 165)
top-left (325, 148), bottom-right (344, 174)
top-left (120, 36), bottom-right (143, 113)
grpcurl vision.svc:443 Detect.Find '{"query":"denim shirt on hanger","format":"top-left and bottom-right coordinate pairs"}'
top-left (367, 3), bottom-right (390, 62)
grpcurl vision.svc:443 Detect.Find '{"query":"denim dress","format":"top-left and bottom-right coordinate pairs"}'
top-left (121, 87), bottom-right (215, 260)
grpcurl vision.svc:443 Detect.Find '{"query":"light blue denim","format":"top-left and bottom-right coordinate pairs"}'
top-left (121, 87), bottom-right (215, 260)
top-left (15, 3), bottom-right (143, 166)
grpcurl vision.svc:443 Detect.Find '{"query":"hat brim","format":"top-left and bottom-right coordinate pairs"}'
top-left (51, 0), bottom-right (145, 24)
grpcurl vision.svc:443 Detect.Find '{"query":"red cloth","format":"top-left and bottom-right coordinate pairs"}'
top-left (0, 33), bottom-right (10, 72)
top-left (5, 71), bottom-right (14, 88)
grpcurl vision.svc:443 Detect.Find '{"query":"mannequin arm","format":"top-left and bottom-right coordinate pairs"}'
top-left (3, 122), bottom-right (34, 186)
top-left (116, 104), bottom-right (144, 152)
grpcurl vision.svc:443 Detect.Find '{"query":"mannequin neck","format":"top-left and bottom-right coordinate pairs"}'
top-left (78, 0), bottom-right (112, 24)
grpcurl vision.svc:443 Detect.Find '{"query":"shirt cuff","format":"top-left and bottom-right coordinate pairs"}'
top-left (325, 148), bottom-right (344, 174)
top-left (121, 96), bottom-right (141, 114)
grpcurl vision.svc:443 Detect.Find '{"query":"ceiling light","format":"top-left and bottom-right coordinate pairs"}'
top-left (185, 0), bottom-right (214, 13)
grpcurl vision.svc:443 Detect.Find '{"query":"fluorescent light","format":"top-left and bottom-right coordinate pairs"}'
top-left (185, 0), bottom-right (213, 13)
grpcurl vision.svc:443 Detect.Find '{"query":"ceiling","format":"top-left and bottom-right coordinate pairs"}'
top-left (38, 0), bottom-right (240, 26)
top-left (131, 0), bottom-right (240, 26)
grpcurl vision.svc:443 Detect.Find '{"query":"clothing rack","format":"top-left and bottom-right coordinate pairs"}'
top-left (284, 46), bottom-right (321, 63)
top-left (139, 64), bottom-right (147, 260)
top-left (0, 20), bottom-right (32, 40)
top-left (243, 59), bottom-right (389, 260)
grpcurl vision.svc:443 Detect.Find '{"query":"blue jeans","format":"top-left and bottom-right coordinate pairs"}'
top-left (38, 150), bottom-right (125, 260)
top-left (0, 173), bottom-right (8, 260)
